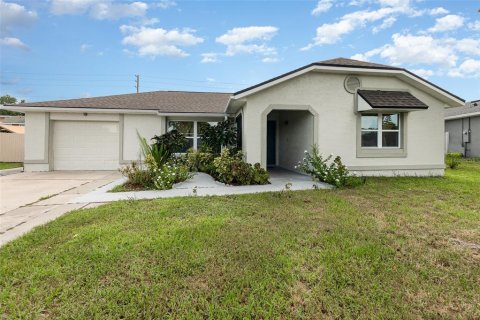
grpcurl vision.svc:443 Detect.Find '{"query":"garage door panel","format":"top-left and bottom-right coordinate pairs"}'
top-left (53, 121), bottom-right (119, 170)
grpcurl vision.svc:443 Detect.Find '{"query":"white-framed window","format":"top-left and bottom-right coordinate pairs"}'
top-left (168, 120), bottom-right (216, 151)
top-left (361, 113), bottom-right (400, 148)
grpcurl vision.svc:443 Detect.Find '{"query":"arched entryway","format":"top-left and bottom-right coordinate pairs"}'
top-left (262, 106), bottom-right (318, 172)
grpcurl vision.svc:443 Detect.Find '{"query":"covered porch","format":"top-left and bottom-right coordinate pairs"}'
top-left (264, 107), bottom-right (318, 172)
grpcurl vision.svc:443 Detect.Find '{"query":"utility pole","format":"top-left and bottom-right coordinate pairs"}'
top-left (135, 74), bottom-right (140, 93)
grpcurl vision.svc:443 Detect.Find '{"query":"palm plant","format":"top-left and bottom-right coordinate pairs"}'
top-left (137, 131), bottom-right (170, 167)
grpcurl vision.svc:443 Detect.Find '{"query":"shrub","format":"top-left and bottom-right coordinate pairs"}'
top-left (119, 161), bottom-right (155, 189)
top-left (151, 129), bottom-right (188, 155)
top-left (213, 149), bottom-right (269, 185)
top-left (445, 152), bottom-right (462, 169)
top-left (252, 163), bottom-right (270, 185)
top-left (199, 121), bottom-right (237, 154)
top-left (138, 132), bottom-right (169, 168)
top-left (181, 149), bottom-right (216, 174)
top-left (296, 145), bottom-right (355, 188)
top-left (153, 162), bottom-right (192, 190)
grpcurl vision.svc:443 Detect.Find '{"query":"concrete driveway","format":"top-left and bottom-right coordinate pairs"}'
top-left (0, 171), bottom-right (121, 246)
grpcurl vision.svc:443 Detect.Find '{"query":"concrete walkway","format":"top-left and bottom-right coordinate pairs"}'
top-left (71, 168), bottom-right (332, 204)
top-left (0, 171), bottom-right (121, 246)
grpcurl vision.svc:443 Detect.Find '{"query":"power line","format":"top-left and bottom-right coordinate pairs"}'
top-left (0, 71), bottom-right (251, 86)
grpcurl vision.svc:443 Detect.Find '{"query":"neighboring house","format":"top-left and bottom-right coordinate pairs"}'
top-left (0, 124), bottom-right (25, 162)
top-left (0, 115), bottom-right (25, 126)
top-left (1, 58), bottom-right (464, 176)
top-left (445, 100), bottom-right (480, 157)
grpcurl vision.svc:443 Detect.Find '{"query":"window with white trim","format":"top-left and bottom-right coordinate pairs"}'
top-left (361, 113), bottom-right (400, 148)
top-left (168, 120), bottom-right (216, 152)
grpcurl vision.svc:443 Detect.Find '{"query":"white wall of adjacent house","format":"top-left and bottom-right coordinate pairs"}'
top-left (242, 71), bottom-right (448, 176)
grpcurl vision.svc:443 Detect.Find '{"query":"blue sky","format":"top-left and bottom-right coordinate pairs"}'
top-left (1, 0), bottom-right (479, 102)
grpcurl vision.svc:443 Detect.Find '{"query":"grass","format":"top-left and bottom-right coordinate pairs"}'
top-left (1, 160), bottom-right (480, 319)
top-left (108, 182), bottom-right (154, 193)
top-left (0, 162), bottom-right (22, 170)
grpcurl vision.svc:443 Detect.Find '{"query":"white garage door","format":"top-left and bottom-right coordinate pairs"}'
top-left (53, 121), bottom-right (119, 170)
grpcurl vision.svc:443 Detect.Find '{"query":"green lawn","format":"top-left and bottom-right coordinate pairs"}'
top-left (1, 161), bottom-right (479, 319)
top-left (0, 162), bottom-right (22, 170)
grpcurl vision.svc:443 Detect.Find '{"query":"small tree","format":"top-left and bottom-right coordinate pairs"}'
top-left (200, 120), bottom-right (236, 154)
top-left (0, 95), bottom-right (24, 116)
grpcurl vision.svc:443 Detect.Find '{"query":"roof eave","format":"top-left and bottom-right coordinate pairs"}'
top-left (445, 111), bottom-right (480, 120)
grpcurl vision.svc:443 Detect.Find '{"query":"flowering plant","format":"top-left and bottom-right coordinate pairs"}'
top-left (296, 145), bottom-right (351, 188)
top-left (153, 162), bottom-right (192, 190)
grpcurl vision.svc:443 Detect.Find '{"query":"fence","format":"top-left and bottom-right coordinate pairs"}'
top-left (0, 133), bottom-right (24, 162)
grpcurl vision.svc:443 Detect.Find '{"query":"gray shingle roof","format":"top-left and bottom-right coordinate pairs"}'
top-left (317, 57), bottom-right (401, 70)
top-left (445, 101), bottom-right (480, 119)
top-left (357, 90), bottom-right (429, 109)
top-left (14, 91), bottom-right (232, 113)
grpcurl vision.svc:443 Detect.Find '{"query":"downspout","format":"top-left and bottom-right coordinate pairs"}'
top-left (466, 117), bottom-right (471, 158)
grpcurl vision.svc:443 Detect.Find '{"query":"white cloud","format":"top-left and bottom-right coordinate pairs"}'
top-left (359, 33), bottom-right (459, 67)
top-left (312, 0), bottom-right (333, 15)
top-left (50, 0), bottom-right (149, 20)
top-left (428, 7), bottom-right (449, 16)
top-left (372, 16), bottom-right (396, 33)
top-left (80, 43), bottom-right (91, 52)
top-left (262, 57), bottom-right (279, 63)
top-left (120, 25), bottom-right (203, 57)
top-left (352, 33), bottom-right (480, 78)
top-left (206, 77), bottom-right (215, 83)
top-left (410, 68), bottom-right (434, 78)
top-left (90, 2), bottom-right (148, 20)
top-left (155, 0), bottom-right (176, 9)
top-left (303, 0), bottom-right (418, 49)
top-left (0, 0), bottom-right (37, 33)
top-left (452, 38), bottom-right (480, 56)
top-left (428, 14), bottom-right (464, 33)
top-left (469, 21), bottom-right (480, 32)
top-left (216, 26), bottom-right (278, 57)
top-left (448, 59), bottom-right (480, 78)
top-left (0, 37), bottom-right (28, 50)
top-left (50, 0), bottom-right (99, 15)
top-left (201, 53), bottom-right (219, 63)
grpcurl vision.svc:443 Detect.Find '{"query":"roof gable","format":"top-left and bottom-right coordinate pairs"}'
top-left (232, 58), bottom-right (464, 107)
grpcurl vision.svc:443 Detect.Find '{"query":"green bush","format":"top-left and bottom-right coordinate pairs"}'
top-left (296, 145), bottom-right (357, 188)
top-left (199, 121), bottom-right (237, 154)
top-left (181, 149), bottom-right (216, 174)
top-left (213, 149), bottom-right (269, 185)
top-left (138, 132), bottom-right (170, 168)
top-left (445, 152), bottom-right (462, 169)
top-left (151, 129), bottom-right (188, 155)
top-left (119, 161), bottom-right (155, 189)
top-left (153, 162), bottom-right (192, 190)
top-left (252, 163), bottom-right (270, 185)
top-left (119, 135), bottom-right (193, 191)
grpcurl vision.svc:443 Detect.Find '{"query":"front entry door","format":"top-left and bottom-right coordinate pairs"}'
top-left (267, 121), bottom-right (276, 166)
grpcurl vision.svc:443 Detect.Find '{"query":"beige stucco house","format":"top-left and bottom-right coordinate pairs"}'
top-left (2, 58), bottom-right (464, 176)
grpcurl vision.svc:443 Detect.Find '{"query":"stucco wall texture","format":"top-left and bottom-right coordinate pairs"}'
top-left (242, 72), bottom-right (448, 176)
